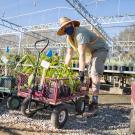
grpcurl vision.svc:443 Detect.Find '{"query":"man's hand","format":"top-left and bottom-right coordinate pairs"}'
top-left (79, 71), bottom-right (84, 83)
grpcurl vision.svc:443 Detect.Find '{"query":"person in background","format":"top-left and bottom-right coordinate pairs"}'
top-left (57, 17), bottom-right (109, 111)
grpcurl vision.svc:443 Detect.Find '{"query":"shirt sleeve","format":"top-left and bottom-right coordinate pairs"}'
top-left (76, 33), bottom-right (90, 45)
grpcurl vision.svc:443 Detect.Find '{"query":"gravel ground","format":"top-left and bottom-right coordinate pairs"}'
top-left (0, 100), bottom-right (132, 135)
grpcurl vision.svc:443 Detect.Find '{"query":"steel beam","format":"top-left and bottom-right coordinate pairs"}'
top-left (65, 0), bottom-right (112, 44)
top-left (0, 18), bottom-right (56, 43)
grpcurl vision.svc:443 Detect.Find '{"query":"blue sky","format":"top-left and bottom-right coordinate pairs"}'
top-left (0, 0), bottom-right (135, 38)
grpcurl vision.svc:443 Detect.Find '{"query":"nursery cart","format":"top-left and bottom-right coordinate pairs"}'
top-left (19, 75), bottom-right (89, 129)
top-left (130, 79), bottom-right (135, 134)
top-left (9, 39), bottom-right (89, 129)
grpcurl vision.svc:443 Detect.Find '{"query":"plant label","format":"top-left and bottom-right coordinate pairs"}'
top-left (1, 55), bottom-right (8, 64)
top-left (41, 60), bottom-right (50, 69)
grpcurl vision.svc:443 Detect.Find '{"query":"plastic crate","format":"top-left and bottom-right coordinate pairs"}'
top-left (0, 76), bottom-right (16, 90)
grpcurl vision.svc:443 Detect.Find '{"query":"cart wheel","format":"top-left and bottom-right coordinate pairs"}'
top-left (75, 97), bottom-right (85, 114)
top-left (7, 96), bottom-right (21, 110)
top-left (21, 97), bottom-right (38, 118)
top-left (130, 109), bottom-right (135, 134)
top-left (51, 105), bottom-right (68, 129)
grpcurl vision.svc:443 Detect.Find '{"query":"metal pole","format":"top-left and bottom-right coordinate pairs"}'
top-left (18, 32), bottom-right (22, 55)
top-left (5, 64), bottom-right (8, 76)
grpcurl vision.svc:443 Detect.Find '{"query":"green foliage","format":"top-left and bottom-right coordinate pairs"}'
top-left (15, 53), bottom-right (79, 93)
top-left (0, 54), bottom-right (22, 76)
top-left (105, 57), bottom-right (134, 67)
top-left (44, 64), bottom-right (79, 92)
top-left (105, 58), bottom-right (119, 66)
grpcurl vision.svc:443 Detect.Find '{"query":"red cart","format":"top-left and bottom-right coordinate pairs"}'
top-left (9, 39), bottom-right (90, 129)
top-left (18, 73), bottom-right (89, 128)
top-left (130, 80), bottom-right (135, 134)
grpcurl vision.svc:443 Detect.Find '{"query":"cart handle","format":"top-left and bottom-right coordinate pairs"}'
top-left (34, 38), bottom-right (49, 53)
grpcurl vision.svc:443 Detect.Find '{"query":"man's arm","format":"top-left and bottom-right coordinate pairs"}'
top-left (78, 44), bottom-right (86, 71)
top-left (65, 48), bottom-right (73, 66)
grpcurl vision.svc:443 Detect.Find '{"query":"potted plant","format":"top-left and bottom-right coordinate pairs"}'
top-left (112, 60), bottom-right (119, 70)
top-left (72, 60), bottom-right (76, 68)
top-left (105, 59), bottom-right (113, 70)
top-left (124, 60), bottom-right (130, 71)
top-left (128, 61), bottom-right (134, 71)
top-left (104, 59), bottom-right (109, 70)
top-left (107, 58), bottom-right (117, 70)
top-left (119, 60), bottom-right (126, 71)
top-left (72, 55), bottom-right (79, 68)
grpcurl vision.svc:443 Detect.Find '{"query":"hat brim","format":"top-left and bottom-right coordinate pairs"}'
top-left (57, 20), bottom-right (80, 36)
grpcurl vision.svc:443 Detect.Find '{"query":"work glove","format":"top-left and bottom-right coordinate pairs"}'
top-left (79, 71), bottom-right (84, 84)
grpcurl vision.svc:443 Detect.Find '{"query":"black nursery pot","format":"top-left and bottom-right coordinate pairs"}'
top-left (104, 65), bottom-right (107, 70)
top-left (73, 63), bottom-right (76, 67)
top-left (77, 62), bottom-right (79, 68)
top-left (113, 65), bottom-right (118, 70)
top-left (125, 66), bottom-right (129, 71)
top-left (129, 66), bottom-right (133, 71)
top-left (120, 66), bottom-right (126, 71)
top-left (108, 65), bottom-right (112, 70)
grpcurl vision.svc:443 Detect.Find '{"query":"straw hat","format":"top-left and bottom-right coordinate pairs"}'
top-left (57, 17), bottom-right (80, 36)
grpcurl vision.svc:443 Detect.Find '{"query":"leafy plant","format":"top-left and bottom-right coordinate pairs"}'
top-left (15, 53), bottom-right (79, 93)
top-left (44, 64), bottom-right (79, 93)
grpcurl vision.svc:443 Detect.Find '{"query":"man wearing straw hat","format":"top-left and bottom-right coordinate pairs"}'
top-left (57, 17), bottom-right (109, 111)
